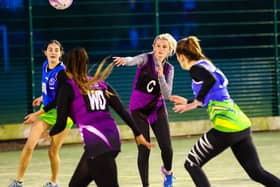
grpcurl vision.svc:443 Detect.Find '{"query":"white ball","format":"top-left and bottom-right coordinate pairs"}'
top-left (49, 0), bottom-right (73, 10)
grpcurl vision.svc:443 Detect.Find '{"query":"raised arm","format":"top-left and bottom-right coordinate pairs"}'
top-left (112, 53), bottom-right (148, 67)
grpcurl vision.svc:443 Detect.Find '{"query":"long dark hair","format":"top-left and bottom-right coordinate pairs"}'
top-left (64, 47), bottom-right (114, 94)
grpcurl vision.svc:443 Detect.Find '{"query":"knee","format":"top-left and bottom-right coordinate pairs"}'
top-left (184, 160), bottom-right (192, 171)
top-left (184, 158), bottom-right (200, 172)
top-left (48, 145), bottom-right (60, 158)
top-left (23, 141), bottom-right (37, 152)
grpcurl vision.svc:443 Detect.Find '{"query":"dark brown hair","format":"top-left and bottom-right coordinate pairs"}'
top-left (42, 39), bottom-right (64, 56)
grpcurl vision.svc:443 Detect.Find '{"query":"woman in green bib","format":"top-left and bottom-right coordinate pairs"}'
top-left (169, 36), bottom-right (280, 187)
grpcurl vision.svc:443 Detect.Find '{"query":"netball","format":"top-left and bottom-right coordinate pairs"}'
top-left (49, 0), bottom-right (73, 10)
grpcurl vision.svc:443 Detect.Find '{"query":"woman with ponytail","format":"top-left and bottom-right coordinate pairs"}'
top-left (170, 36), bottom-right (280, 187)
top-left (50, 47), bottom-right (153, 187)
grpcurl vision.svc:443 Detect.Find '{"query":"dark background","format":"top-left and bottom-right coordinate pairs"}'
top-left (0, 0), bottom-right (279, 125)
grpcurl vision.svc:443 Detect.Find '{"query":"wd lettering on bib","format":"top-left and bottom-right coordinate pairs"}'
top-left (87, 90), bottom-right (106, 110)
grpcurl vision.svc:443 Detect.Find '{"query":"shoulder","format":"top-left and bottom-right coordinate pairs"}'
top-left (56, 62), bottom-right (66, 70)
top-left (42, 60), bottom-right (48, 66)
top-left (97, 80), bottom-right (108, 89)
top-left (103, 82), bottom-right (117, 94)
top-left (163, 61), bottom-right (174, 73)
top-left (190, 63), bottom-right (212, 77)
top-left (57, 70), bottom-right (68, 81)
top-left (195, 60), bottom-right (216, 70)
top-left (60, 81), bottom-right (74, 98)
top-left (165, 61), bottom-right (174, 68)
top-left (64, 78), bottom-right (75, 92)
top-left (191, 63), bottom-right (207, 72)
top-left (138, 52), bottom-right (150, 63)
top-left (42, 60), bottom-right (48, 69)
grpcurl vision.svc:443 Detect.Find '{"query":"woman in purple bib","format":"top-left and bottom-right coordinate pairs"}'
top-left (113, 33), bottom-right (177, 187)
top-left (49, 47), bottom-right (153, 187)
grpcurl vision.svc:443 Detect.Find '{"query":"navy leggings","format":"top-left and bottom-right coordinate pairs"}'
top-left (69, 151), bottom-right (119, 187)
top-left (184, 128), bottom-right (280, 187)
top-left (132, 106), bottom-right (173, 187)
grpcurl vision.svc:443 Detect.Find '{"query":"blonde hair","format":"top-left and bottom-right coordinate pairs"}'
top-left (153, 33), bottom-right (177, 57)
top-left (176, 36), bottom-right (205, 61)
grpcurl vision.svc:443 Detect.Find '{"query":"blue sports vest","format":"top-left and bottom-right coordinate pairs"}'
top-left (41, 60), bottom-right (65, 106)
top-left (192, 60), bottom-right (230, 107)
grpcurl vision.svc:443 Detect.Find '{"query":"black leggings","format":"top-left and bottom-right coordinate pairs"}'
top-left (132, 107), bottom-right (173, 187)
top-left (184, 128), bottom-right (280, 187)
top-left (69, 151), bottom-right (119, 187)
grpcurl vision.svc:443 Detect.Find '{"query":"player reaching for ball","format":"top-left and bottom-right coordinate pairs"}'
top-left (113, 33), bottom-right (177, 187)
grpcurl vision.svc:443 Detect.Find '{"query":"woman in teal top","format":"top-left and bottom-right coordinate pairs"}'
top-left (169, 36), bottom-right (280, 187)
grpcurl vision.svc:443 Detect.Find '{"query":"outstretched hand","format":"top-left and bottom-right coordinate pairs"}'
top-left (169, 95), bottom-right (202, 113)
top-left (135, 134), bottom-right (154, 149)
top-left (172, 99), bottom-right (202, 113)
top-left (169, 95), bottom-right (188, 105)
top-left (112, 56), bottom-right (125, 67)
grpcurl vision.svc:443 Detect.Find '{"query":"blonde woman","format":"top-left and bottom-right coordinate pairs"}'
top-left (113, 33), bottom-right (177, 187)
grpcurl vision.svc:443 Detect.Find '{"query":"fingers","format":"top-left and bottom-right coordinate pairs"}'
top-left (24, 114), bottom-right (30, 120)
top-left (23, 114), bottom-right (36, 124)
top-left (145, 142), bottom-right (155, 150)
top-left (169, 95), bottom-right (188, 106)
top-left (135, 135), bottom-right (155, 150)
top-left (112, 56), bottom-right (124, 67)
top-left (173, 105), bottom-right (186, 113)
top-left (169, 95), bottom-right (178, 100)
top-left (23, 114), bottom-right (31, 124)
top-left (23, 118), bottom-right (32, 124)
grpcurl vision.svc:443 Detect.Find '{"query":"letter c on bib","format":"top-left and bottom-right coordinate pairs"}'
top-left (147, 80), bottom-right (156, 93)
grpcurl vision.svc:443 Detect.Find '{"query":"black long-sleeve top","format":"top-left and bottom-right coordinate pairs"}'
top-left (189, 64), bottom-right (216, 102)
top-left (42, 69), bottom-right (68, 112)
